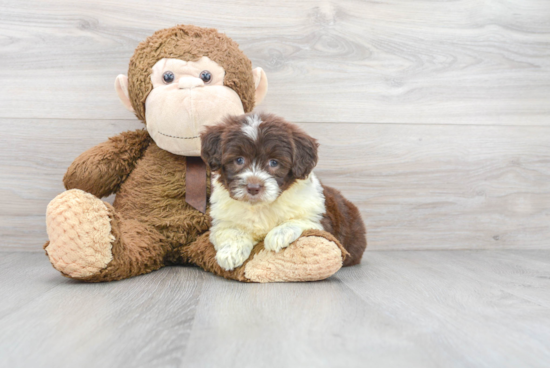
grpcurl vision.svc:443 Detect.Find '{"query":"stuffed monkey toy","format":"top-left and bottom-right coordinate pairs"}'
top-left (44, 25), bottom-right (357, 283)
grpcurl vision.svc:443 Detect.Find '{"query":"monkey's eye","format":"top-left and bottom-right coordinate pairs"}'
top-left (235, 157), bottom-right (245, 165)
top-left (163, 71), bottom-right (175, 84)
top-left (199, 70), bottom-right (212, 83)
top-left (269, 159), bottom-right (279, 168)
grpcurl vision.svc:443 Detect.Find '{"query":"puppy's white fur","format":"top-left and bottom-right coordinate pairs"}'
top-left (210, 173), bottom-right (325, 271)
top-left (241, 114), bottom-right (262, 141)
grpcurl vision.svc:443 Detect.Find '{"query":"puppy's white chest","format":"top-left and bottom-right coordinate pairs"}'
top-left (238, 205), bottom-right (290, 239)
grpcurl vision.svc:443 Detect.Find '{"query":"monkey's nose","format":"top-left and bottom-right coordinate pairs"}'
top-left (178, 77), bottom-right (204, 90)
top-left (246, 183), bottom-right (263, 196)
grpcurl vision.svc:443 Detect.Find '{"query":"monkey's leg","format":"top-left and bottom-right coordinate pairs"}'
top-left (175, 230), bottom-right (348, 283)
top-left (44, 189), bottom-right (169, 282)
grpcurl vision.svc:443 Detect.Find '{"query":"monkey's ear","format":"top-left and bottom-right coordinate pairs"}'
top-left (200, 125), bottom-right (224, 171)
top-left (252, 67), bottom-right (268, 106)
top-left (115, 75), bottom-right (135, 113)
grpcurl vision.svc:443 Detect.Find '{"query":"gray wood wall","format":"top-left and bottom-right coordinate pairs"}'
top-left (2, 0), bottom-right (549, 251)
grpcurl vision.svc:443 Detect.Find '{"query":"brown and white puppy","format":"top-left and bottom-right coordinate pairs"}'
top-left (201, 113), bottom-right (367, 271)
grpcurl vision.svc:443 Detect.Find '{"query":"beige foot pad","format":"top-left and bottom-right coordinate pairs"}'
top-left (45, 189), bottom-right (114, 278)
top-left (244, 236), bottom-right (343, 283)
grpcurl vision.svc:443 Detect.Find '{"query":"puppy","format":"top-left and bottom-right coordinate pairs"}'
top-left (201, 113), bottom-right (367, 271)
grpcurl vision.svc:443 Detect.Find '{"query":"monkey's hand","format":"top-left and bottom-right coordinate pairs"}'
top-left (210, 227), bottom-right (255, 271)
top-left (265, 220), bottom-right (323, 253)
top-left (63, 129), bottom-right (151, 198)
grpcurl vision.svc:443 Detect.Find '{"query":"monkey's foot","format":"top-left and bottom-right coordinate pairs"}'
top-left (45, 189), bottom-right (115, 278)
top-left (244, 230), bottom-right (347, 283)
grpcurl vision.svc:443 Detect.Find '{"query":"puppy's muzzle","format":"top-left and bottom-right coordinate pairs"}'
top-left (247, 183), bottom-right (262, 195)
top-left (245, 176), bottom-right (265, 197)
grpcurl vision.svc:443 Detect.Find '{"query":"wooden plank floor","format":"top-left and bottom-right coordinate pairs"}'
top-left (1, 251), bottom-right (550, 368)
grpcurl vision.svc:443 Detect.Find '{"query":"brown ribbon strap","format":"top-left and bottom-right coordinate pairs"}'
top-left (185, 157), bottom-right (207, 214)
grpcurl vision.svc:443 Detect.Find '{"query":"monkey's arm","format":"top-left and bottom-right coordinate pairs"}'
top-left (63, 129), bottom-right (151, 198)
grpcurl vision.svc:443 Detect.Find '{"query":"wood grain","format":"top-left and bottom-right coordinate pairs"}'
top-left (307, 122), bottom-right (550, 250)
top-left (1, 251), bottom-right (549, 367)
top-left (2, 118), bottom-right (549, 251)
top-left (0, 0), bottom-right (549, 124)
top-left (2, 1), bottom-right (550, 366)
top-left (410, 250), bottom-right (550, 308)
top-left (0, 253), bottom-right (205, 368)
top-left (337, 250), bottom-right (550, 368)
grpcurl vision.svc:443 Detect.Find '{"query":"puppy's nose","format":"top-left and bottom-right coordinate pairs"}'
top-left (246, 183), bottom-right (262, 196)
top-left (178, 77), bottom-right (204, 90)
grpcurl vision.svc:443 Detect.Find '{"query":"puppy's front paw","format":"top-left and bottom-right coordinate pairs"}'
top-left (264, 224), bottom-right (303, 253)
top-left (216, 245), bottom-right (252, 271)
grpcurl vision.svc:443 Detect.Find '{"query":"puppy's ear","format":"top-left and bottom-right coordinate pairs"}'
top-left (292, 129), bottom-right (319, 180)
top-left (200, 125), bottom-right (224, 171)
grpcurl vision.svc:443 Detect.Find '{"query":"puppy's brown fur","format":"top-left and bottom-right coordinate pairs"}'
top-left (322, 186), bottom-right (367, 266)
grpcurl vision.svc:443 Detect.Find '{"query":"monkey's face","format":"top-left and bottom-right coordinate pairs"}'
top-left (115, 26), bottom-right (268, 158)
top-left (144, 57), bottom-right (245, 156)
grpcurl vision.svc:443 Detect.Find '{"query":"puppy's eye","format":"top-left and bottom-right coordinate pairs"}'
top-left (200, 70), bottom-right (212, 83)
top-left (163, 71), bottom-right (175, 84)
top-left (235, 157), bottom-right (245, 165)
top-left (269, 159), bottom-right (279, 168)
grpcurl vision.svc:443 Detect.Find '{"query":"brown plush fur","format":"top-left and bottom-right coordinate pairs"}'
top-left (321, 186), bottom-right (367, 266)
top-left (128, 24), bottom-right (256, 121)
top-left (76, 203), bottom-right (169, 282)
top-left (62, 134), bottom-right (212, 281)
top-left (64, 129), bottom-right (151, 198)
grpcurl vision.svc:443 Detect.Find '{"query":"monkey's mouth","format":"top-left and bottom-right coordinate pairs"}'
top-left (157, 131), bottom-right (200, 140)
